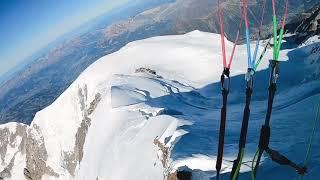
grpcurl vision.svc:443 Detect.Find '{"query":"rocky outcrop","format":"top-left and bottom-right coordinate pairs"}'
top-left (167, 171), bottom-right (192, 180)
top-left (154, 137), bottom-right (193, 180)
top-left (88, 93), bottom-right (102, 116)
top-left (154, 137), bottom-right (175, 179)
top-left (62, 86), bottom-right (102, 176)
top-left (0, 123), bottom-right (27, 179)
top-left (0, 85), bottom-right (102, 179)
top-left (135, 67), bottom-right (157, 75)
top-left (24, 124), bottom-right (59, 180)
top-left (135, 67), bottom-right (163, 78)
top-left (0, 153), bottom-right (15, 179)
top-left (154, 138), bottom-right (170, 169)
top-left (286, 5), bottom-right (320, 44)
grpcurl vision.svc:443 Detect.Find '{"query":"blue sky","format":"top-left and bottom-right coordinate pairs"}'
top-left (0, 0), bottom-right (131, 77)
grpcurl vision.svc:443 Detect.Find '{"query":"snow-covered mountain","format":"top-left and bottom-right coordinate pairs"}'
top-left (0, 31), bottom-right (319, 180)
top-left (2, 0), bottom-right (319, 125)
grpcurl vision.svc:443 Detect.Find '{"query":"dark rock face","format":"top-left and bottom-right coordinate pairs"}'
top-left (286, 5), bottom-right (320, 44)
top-left (168, 171), bottom-right (192, 180)
top-left (135, 67), bottom-right (157, 75)
top-left (25, 124), bottom-right (59, 180)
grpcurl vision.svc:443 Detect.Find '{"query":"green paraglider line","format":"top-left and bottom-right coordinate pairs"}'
top-left (251, 149), bottom-right (260, 180)
top-left (275, 28), bottom-right (284, 60)
top-left (232, 148), bottom-right (245, 180)
top-left (251, 0), bottom-right (291, 178)
top-left (254, 38), bottom-right (271, 71)
top-left (274, 0), bottom-right (288, 61)
top-left (299, 101), bottom-right (320, 180)
top-left (272, 16), bottom-right (278, 60)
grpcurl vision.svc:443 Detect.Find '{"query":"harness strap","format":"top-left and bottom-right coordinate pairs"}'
top-left (216, 68), bottom-right (230, 179)
top-left (252, 0), bottom-right (290, 178)
top-left (266, 147), bottom-right (307, 175)
top-left (216, 1), bottom-right (243, 176)
top-left (230, 73), bottom-right (253, 180)
top-left (252, 60), bottom-right (278, 177)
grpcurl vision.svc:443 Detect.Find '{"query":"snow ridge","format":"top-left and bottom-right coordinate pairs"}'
top-left (0, 31), bottom-right (319, 180)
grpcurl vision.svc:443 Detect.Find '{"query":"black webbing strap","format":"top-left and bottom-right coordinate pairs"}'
top-left (266, 147), bottom-right (307, 175)
top-left (253, 60), bottom-right (279, 176)
top-left (230, 69), bottom-right (254, 180)
top-left (253, 82), bottom-right (276, 175)
top-left (254, 125), bottom-right (271, 176)
top-left (253, 61), bottom-right (307, 177)
top-left (216, 68), bottom-right (230, 180)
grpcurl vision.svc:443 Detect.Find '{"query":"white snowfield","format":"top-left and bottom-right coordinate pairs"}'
top-left (1, 31), bottom-right (319, 180)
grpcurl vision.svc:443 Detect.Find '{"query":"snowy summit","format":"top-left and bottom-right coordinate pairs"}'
top-left (0, 30), bottom-right (319, 180)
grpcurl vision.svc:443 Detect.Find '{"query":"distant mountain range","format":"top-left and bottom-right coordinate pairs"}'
top-left (0, 0), bottom-right (319, 124)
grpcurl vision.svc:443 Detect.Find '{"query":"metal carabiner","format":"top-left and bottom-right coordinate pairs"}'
top-left (245, 68), bottom-right (255, 89)
top-left (270, 60), bottom-right (280, 84)
top-left (221, 68), bottom-right (230, 92)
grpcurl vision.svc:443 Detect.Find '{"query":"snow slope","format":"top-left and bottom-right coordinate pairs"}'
top-left (0, 31), bottom-right (319, 180)
top-left (72, 30), bottom-right (273, 179)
